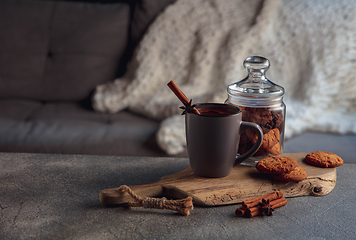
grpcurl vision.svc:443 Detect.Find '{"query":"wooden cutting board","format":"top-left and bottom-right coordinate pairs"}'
top-left (100, 153), bottom-right (336, 206)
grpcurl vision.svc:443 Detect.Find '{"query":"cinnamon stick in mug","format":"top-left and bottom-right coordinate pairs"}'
top-left (167, 80), bottom-right (200, 115)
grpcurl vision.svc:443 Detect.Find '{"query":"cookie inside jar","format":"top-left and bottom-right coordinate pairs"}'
top-left (233, 105), bottom-right (284, 157)
top-left (225, 56), bottom-right (286, 163)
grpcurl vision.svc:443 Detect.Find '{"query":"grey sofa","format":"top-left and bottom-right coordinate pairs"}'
top-left (1, 0), bottom-right (355, 162)
top-left (0, 0), bottom-right (186, 157)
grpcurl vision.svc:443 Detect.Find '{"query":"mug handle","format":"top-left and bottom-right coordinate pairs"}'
top-left (234, 121), bottom-right (263, 165)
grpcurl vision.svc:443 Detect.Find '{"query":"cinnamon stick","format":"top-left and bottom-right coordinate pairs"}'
top-left (167, 80), bottom-right (200, 115)
top-left (242, 190), bottom-right (283, 209)
top-left (235, 207), bottom-right (247, 217)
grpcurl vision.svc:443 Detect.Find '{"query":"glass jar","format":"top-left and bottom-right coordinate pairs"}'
top-left (225, 56), bottom-right (286, 164)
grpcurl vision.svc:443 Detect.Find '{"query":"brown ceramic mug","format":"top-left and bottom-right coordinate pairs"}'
top-left (185, 103), bottom-right (263, 178)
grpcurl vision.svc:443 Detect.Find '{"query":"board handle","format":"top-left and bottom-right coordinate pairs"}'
top-left (100, 185), bottom-right (163, 205)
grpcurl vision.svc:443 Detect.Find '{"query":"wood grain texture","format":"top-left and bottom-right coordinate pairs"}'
top-left (100, 153), bottom-right (336, 206)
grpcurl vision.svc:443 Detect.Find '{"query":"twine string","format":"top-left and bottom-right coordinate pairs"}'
top-left (117, 185), bottom-right (193, 216)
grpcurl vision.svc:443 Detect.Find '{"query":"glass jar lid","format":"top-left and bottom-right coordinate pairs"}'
top-left (227, 56), bottom-right (285, 107)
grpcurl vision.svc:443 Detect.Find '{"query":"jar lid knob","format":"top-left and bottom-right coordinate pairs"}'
top-left (243, 56), bottom-right (270, 79)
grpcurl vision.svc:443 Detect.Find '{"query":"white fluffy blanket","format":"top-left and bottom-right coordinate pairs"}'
top-left (93, 0), bottom-right (356, 155)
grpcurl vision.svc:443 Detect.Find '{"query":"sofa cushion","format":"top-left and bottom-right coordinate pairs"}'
top-left (0, 99), bottom-right (42, 120)
top-left (0, 99), bottom-right (184, 157)
top-left (0, 0), bottom-right (130, 101)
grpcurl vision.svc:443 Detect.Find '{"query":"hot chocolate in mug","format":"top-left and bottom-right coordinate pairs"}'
top-left (185, 103), bottom-right (263, 178)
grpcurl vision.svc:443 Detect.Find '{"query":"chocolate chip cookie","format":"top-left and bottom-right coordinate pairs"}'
top-left (256, 156), bottom-right (297, 174)
top-left (272, 166), bottom-right (307, 182)
top-left (304, 151), bottom-right (343, 168)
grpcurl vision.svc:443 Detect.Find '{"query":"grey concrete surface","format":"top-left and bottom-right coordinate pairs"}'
top-left (1, 152), bottom-right (355, 239)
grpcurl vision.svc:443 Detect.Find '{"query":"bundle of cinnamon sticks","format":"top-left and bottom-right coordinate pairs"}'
top-left (235, 190), bottom-right (287, 218)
